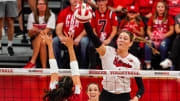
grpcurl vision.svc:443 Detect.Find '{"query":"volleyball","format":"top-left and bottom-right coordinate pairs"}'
top-left (74, 3), bottom-right (92, 23)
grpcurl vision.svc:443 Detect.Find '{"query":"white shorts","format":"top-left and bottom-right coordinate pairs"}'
top-left (0, 1), bottom-right (18, 18)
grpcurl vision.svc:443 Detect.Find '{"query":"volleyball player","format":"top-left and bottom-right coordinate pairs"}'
top-left (42, 32), bottom-right (82, 101)
top-left (82, 22), bottom-right (145, 101)
top-left (86, 83), bottom-right (101, 101)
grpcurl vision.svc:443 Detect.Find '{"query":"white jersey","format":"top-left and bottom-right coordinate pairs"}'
top-left (101, 46), bottom-right (140, 94)
top-left (27, 11), bottom-right (56, 30)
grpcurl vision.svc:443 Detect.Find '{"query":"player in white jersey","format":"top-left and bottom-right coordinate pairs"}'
top-left (83, 22), bottom-right (145, 101)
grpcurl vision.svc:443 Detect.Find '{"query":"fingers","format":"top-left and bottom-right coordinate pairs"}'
top-left (64, 31), bottom-right (74, 39)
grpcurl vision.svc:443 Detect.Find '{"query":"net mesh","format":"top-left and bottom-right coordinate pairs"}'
top-left (0, 68), bottom-right (180, 101)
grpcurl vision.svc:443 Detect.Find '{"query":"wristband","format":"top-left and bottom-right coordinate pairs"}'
top-left (49, 59), bottom-right (58, 73)
top-left (70, 61), bottom-right (80, 76)
top-left (136, 94), bottom-right (141, 99)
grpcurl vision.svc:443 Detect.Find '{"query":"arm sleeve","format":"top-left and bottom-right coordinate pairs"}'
top-left (135, 77), bottom-right (145, 99)
top-left (84, 22), bottom-right (102, 48)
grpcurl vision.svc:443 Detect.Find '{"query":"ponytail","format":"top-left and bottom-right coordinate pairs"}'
top-left (133, 36), bottom-right (160, 55)
top-left (43, 87), bottom-right (66, 101)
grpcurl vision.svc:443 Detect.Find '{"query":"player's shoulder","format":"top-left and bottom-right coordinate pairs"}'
top-left (106, 46), bottom-right (116, 54)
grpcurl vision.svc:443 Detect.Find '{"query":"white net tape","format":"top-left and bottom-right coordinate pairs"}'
top-left (0, 68), bottom-right (180, 78)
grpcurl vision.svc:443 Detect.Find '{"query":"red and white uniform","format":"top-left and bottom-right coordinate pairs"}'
top-left (57, 6), bottom-right (84, 38)
top-left (101, 46), bottom-right (140, 94)
top-left (64, 88), bottom-right (83, 101)
top-left (91, 9), bottom-right (118, 40)
top-left (147, 16), bottom-right (175, 34)
top-left (136, 0), bottom-right (160, 16)
top-left (165, 0), bottom-right (180, 16)
top-left (119, 20), bottom-right (145, 36)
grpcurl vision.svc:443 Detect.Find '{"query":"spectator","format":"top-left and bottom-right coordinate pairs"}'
top-left (16, 0), bottom-right (36, 37)
top-left (119, 5), bottom-right (145, 61)
top-left (86, 83), bottom-right (101, 101)
top-left (53, 0), bottom-right (89, 69)
top-left (160, 13), bottom-right (180, 70)
top-left (164, 0), bottom-right (180, 17)
top-left (0, 0), bottom-right (18, 56)
top-left (136, 0), bottom-right (161, 28)
top-left (108, 0), bottom-right (138, 22)
top-left (92, 0), bottom-right (118, 45)
top-left (88, 0), bottom-right (118, 69)
top-left (145, 1), bottom-right (174, 69)
top-left (24, 0), bottom-right (56, 68)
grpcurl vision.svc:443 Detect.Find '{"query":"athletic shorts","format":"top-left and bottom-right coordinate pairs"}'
top-left (0, 1), bottom-right (18, 18)
top-left (99, 88), bottom-right (131, 101)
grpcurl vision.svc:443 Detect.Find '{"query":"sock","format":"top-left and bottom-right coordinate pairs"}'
top-left (8, 41), bottom-right (12, 47)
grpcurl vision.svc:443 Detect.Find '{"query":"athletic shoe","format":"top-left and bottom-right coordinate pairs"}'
top-left (7, 47), bottom-right (14, 56)
top-left (160, 59), bottom-right (172, 69)
top-left (24, 62), bottom-right (36, 68)
top-left (15, 30), bottom-right (24, 38)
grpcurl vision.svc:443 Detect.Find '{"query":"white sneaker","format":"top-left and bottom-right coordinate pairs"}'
top-left (160, 59), bottom-right (172, 69)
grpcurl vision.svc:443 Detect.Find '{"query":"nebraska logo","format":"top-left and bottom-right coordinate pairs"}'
top-left (0, 69), bottom-right (13, 73)
top-left (113, 57), bottom-right (132, 68)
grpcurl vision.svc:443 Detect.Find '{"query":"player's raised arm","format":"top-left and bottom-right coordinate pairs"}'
top-left (40, 34), bottom-right (58, 90)
top-left (62, 32), bottom-right (81, 87)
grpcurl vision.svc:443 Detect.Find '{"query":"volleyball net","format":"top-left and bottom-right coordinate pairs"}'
top-left (0, 68), bottom-right (180, 101)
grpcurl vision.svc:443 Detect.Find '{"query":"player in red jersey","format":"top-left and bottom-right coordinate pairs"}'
top-left (145, 1), bottom-right (175, 69)
top-left (92, 0), bottom-right (118, 45)
top-left (43, 32), bottom-right (83, 101)
top-left (86, 83), bottom-right (101, 101)
top-left (53, 0), bottom-right (89, 69)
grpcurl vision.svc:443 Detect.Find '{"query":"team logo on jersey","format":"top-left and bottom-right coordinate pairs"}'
top-left (113, 57), bottom-right (132, 68)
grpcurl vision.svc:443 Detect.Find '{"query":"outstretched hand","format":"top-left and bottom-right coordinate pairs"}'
top-left (40, 33), bottom-right (53, 46)
top-left (62, 32), bottom-right (74, 49)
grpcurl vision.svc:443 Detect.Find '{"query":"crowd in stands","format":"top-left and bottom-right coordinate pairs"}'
top-left (0, 0), bottom-right (180, 70)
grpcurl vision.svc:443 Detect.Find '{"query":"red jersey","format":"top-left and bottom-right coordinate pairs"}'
top-left (136, 0), bottom-right (160, 16)
top-left (165, 0), bottom-right (180, 16)
top-left (147, 16), bottom-right (175, 34)
top-left (112, 0), bottom-right (136, 8)
top-left (57, 6), bottom-right (84, 38)
top-left (91, 9), bottom-right (118, 41)
top-left (119, 20), bottom-right (145, 36)
top-left (64, 91), bottom-right (83, 101)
